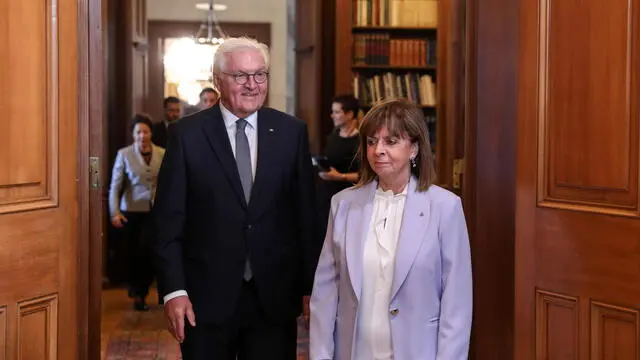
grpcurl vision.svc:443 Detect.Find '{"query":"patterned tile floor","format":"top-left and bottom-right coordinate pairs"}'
top-left (101, 288), bottom-right (310, 359)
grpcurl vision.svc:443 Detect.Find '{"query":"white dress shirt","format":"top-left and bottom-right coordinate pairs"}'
top-left (354, 184), bottom-right (408, 360)
top-left (163, 102), bottom-right (259, 304)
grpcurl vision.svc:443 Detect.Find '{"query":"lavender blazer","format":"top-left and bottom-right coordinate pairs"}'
top-left (310, 177), bottom-right (472, 360)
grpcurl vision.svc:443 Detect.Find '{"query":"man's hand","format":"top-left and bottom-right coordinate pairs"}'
top-left (164, 296), bottom-right (196, 343)
top-left (303, 295), bottom-right (311, 329)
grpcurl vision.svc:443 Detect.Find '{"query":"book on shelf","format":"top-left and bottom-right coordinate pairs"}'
top-left (353, 72), bottom-right (436, 107)
top-left (353, 34), bottom-right (436, 66)
top-left (353, 0), bottom-right (438, 27)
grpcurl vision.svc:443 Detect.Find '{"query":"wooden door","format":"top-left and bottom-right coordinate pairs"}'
top-left (129, 0), bottom-right (148, 117)
top-left (516, 0), bottom-right (640, 358)
top-left (0, 0), bottom-right (85, 358)
top-left (296, 0), bottom-right (334, 154)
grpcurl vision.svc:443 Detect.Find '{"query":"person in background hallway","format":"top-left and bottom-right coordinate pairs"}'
top-left (310, 99), bottom-right (473, 360)
top-left (153, 37), bottom-right (318, 360)
top-left (315, 94), bottom-right (361, 245)
top-left (199, 87), bottom-right (219, 109)
top-left (152, 96), bottom-right (181, 148)
top-left (109, 114), bottom-right (166, 311)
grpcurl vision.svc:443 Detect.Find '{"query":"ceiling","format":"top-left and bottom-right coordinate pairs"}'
top-left (147, 0), bottom-right (284, 22)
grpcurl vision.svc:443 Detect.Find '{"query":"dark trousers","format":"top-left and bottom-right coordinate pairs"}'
top-left (181, 281), bottom-right (298, 360)
top-left (121, 211), bottom-right (155, 299)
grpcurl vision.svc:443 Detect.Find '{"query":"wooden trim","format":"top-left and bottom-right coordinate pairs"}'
top-left (76, 0), bottom-right (90, 357)
top-left (334, 0), bottom-right (353, 95)
top-left (467, 0), bottom-right (518, 358)
top-left (147, 20), bottom-right (271, 125)
top-left (435, 0), bottom-right (451, 187)
top-left (78, 0), bottom-right (105, 357)
top-left (319, 0), bottom-right (337, 152)
top-left (515, 0), bottom-right (538, 355)
top-left (463, 0), bottom-right (477, 357)
top-left (88, 0), bottom-right (106, 358)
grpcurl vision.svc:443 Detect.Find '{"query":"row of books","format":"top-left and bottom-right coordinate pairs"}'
top-left (353, 72), bottom-right (436, 107)
top-left (353, 0), bottom-right (438, 27)
top-left (353, 34), bottom-right (436, 67)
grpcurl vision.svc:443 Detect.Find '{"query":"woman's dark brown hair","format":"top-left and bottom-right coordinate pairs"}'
top-left (130, 113), bottom-right (153, 132)
top-left (354, 98), bottom-right (436, 191)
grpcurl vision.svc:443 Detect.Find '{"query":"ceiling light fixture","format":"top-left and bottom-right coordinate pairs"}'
top-left (194, 1), bottom-right (227, 45)
top-left (195, 3), bottom-right (227, 11)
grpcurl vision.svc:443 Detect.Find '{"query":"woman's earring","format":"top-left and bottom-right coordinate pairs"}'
top-left (410, 156), bottom-right (417, 168)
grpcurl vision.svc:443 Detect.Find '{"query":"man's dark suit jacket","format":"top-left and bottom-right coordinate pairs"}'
top-left (153, 104), bottom-right (319, 325)
top-left (151, 121), bottom-right (171, 148)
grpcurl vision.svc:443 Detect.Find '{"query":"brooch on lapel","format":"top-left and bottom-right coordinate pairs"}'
top-left (268, 128), bottom-right (275, 134)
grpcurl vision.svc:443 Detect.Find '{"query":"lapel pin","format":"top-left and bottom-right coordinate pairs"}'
top-left (268, 128), bottom-right (274, 133)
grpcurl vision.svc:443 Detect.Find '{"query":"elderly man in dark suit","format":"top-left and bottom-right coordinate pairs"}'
top-left (153, 37), bottom-right (318, 360)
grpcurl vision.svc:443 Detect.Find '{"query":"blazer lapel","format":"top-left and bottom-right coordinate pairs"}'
top-left (201, 106), bottom-right (247, 208)
top-left (390, 177), bottom-right (430, 300)
top-left (346, 182), bottom-right (377, 302)
top-left (151, 145), bottom-right (163, 170)
top-left (246, 109), bottom-right (278, 216)
top-left (131, 145), bottom-right (147, 168)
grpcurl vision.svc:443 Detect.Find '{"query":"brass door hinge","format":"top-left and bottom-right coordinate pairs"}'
top-left (452, 158), bottom-right (465, 189)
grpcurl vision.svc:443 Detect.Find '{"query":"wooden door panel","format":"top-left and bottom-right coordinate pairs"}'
top-left (296, 0), bottom-right (322, 153)
top-left (129, 0), bottom-right (148, 117)
top-left (0, 0), bottom-right (80, 358)
top-left (17, 296), bottom-right (58, 360)
top-left (132, 49), bottom-right (148, 114)
top-left (535, 291), bottom-right (579, 359)
top-left (0, 0), bottom-right (55, 211)
top-left (0, 307), bottom-right (5, 360)
top-left (591, 302), bottom-right (639, 359)
top-left (538, 0), bottom-right (640, 214)
top-left (518, 0), bottom-right (640, 358)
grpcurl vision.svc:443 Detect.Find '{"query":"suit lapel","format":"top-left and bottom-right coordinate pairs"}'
top-left (247, 109), bottom-right (278, 216)
top-left (201, 105), bottom-right (247, 208)
top-left (151, 145), bottom-right (163, 170)
top-left (391, 177), bottom-right (430, 300)
top-left (346, 182), bottom-right (376, 302)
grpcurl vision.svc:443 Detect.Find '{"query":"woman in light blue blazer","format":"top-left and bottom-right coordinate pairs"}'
top-left (109, 114), bottom-right (165, 311)
top-left (310, 99), bottom-right (472, 360)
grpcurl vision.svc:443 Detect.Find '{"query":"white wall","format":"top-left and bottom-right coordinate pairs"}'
top-left (147, 0), bottom-right (294, 113)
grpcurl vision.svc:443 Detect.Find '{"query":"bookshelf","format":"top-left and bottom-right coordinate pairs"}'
top-left (335, 0), bottom-right (466, 188)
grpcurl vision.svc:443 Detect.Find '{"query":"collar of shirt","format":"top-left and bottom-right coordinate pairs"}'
top-left (375, 182), bottom-right (409, 200)
top-left (220, 101), bottom-right (258, 131)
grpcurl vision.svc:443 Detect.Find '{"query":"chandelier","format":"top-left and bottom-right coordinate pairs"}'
top-left (195, 1), bottom-right (227, 45)
top-left (162, 1), bottom-right (227, 105)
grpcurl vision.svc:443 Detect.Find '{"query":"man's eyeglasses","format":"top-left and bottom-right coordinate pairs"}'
top-left (222, 71), bottom-right (269, 85)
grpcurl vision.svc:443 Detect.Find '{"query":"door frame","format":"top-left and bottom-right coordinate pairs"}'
top-left (74, 0), bottom-right (524, 357)
top-left (77, 0), bottom-right (106, 358)
top-left (464, 0), bottom-right (519, 358)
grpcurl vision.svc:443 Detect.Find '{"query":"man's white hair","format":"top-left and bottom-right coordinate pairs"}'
top-left (213, 37), bottom-right (270, 74)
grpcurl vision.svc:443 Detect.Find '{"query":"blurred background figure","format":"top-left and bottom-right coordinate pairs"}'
top-left (199, 87), bottom-right (219, 109)
top-left (315, 94), bottom-right (361, 241)
top-left (152, 96), bottom-right (181, 148)
top-left (109, 114), bottom-right (166, 311)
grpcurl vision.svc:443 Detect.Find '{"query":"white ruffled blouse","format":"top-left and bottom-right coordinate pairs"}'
top-left (354, 184), bottom-right (408, 360)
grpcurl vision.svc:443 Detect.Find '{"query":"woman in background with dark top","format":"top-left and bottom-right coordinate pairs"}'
top-left (316, 94), bottom-right (361, 239)
top-left (109, 114), bottom-right (165, 311)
